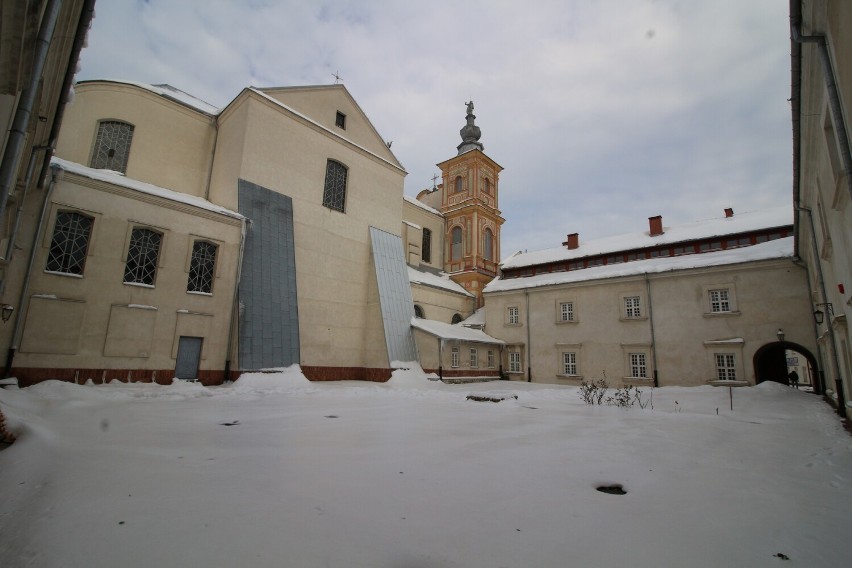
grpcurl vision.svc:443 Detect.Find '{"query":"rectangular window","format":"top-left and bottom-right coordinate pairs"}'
top-left (624, 296), bottom-right (641, 318)
top-left (422, 228), bottom-right (432, 263)
top-left (562, 352), bottom-right (577, 375)
top-left (470, 348), bottom-right (478, 368)
top-left (335, 111), bottom-right (346, 129)
top-left (322, 159), bottom-right (348, 213)
top-left (508, 306), bottom-right (519, 325)
top-left (709, 289), bottom-right (730, 313)
top-left (630, 353), bottom-right (647, 378)
top-left (559, 301), bottom-right (574, 322)
top-left (91, 120), bottom-right (134, 174)
top-left (509, 351), bottom-right (521, 373)
top-left (187, 240), bottom-right (218, 294)
top-left (487, 350), bottom-right (495, 368)
top-left (715, 353), bottom-right (737, 381)
top-left (45, 211), bottom-right (93, 276)
top-left (451, 347), bottom-right (459, 368)
top-left (124, 228), bottom-right (162, 286)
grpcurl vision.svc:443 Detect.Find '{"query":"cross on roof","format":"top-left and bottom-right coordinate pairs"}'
top-left (332, 70), bottom-right (343, 84)
top-left (431, 173), bottom-right (439, 188)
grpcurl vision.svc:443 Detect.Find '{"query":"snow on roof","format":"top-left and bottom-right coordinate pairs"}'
top-left (403, 220), bottom-right (422, 230)
top-left (485, 237), bottom-right (795, 293)
top-left (502, 206), bottom-right (792, 269)
top-left (460, 307), bottom-right (485, 326)
top-left (403, 194), bottom-right (441, 216)
top-left (410, 317), bottom-right (504, 344)
top-left (81, 80), bottom-right (220, 115)
top-left (408, 266), bottom-right (473, 297)
top-left (51, 158), bottom-right (243, 220)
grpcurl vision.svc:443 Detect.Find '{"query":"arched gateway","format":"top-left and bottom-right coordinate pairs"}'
top-left (753, 341), bottom-right (821, 394)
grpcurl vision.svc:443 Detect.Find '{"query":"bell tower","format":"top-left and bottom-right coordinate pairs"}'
top-left (438, 101), bottom-right (504, 307)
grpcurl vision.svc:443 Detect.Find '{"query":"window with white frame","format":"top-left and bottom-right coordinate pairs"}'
top-left (45, 211), bottom-right (93, 276)
top-left (562, 352), bottom-right (577, 376)
top-left (451, 347), bottom-right (459, 368)
top-left (629, 353), bottom-right (647, 378)
top-left (507, 306), bottom-right (519, 325)
top-left (559, 301), bottom-right (575, 322)
top-left (124, 228), bottom-right (162, 286)
top-left (487, 350), bottom-right (495, 368)
top-left (624, 296), bottom-right (642, 318)
top-left (509, 351), bottom-right (521, 373)
top-left (470, 348), bottom-right (478, 368)
top-left (708, 289), bottom-right (730, 313)
top-left (91, 120), bottom-right (134, 173)
top-left (322, 159), bottom-right (347, 212)
top-left (187, 240), bottom-right (217, 294)
top-left (715, 353), bottom-right (737, 381)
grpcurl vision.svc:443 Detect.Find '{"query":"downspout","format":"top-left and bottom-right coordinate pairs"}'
top-left (0, 0), bottom-right (62, 222)
top-left (2, 146), bottom-right (51, 268)
top-left (525, 290), bottom-right (531, 382)
top-left (438, 338), bottom-right (444, 380)
top-left (796, 206), bottom-right (845, 416)
top-left (203, 118), bottom-right (219, 201)
top-left (224, 216), bottom-right (248, 383)
top-left (36, 0), bottom-right (97, 190)
top-left (4, 166), bottom-right (59, 378)
top-left (792, 22), bottom-right (852, 202)
top-left (645, 273), bottom-right (659, 388)
top-left (792, 255), bottom-right (825, 395)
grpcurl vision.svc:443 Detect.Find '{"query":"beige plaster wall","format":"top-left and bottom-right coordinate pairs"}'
top-left (485, 259), bottom-right (816, 386)
top-left (402, 199), bottom-right (445, 270)
top-left (55, 82), bottom-right (216, 198)
top-left (411, 284), bottom-right (473, 324)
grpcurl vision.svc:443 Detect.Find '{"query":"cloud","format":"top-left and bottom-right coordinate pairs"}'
top-left (78, 0), bottom-right (792, 256)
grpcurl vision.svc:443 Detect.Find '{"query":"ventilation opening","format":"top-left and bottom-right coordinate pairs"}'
top-left (596, 484), bottom-right (626, 495)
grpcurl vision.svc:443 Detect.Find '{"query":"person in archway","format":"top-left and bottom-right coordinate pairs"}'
top-left (788, 369), bottom-right (800, 389)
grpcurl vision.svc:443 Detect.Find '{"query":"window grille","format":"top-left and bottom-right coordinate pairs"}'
top-left (187, 241), bottom-right (217, 294)
top-left (91, 120), bottom-right (134, 173)
top-left (562, 352), bottom-right (577, 375)
top-left (46, 212), bottom-right (93, 275)
top-left (124, 228), bottom-right (162, 286)
top-left (630, 353), bottom-right (647, 378)
top-left (322, 160), bottom-right (347, 212)
top-left (715, 354), bottom-right (737, 381)
top-left (335, 111), bottom-right (346, 129)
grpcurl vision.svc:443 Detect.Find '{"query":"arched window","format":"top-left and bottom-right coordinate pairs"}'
top-left (414, 305), bottom-right (424, 318)
top-left (483, 228), bottom-right (493, 261)
top-left (421, 228), bottom-right (432, 263)
top-left (454, 176), bottom-right (463, 193)
top-left (451, 313), bottom-right (463, 324)
top-left (322, 159), bottom-right (348, 212)
top-left (124, 227), bottom-right (162, 286)
top-left (451, 226), bottom-right (463, 261)
top-left (91, 120), bottom-right (134, 174)
top-left (483, 177), bottom-right (490, 194)
top-left (187, 240), bottom-right (218, 294)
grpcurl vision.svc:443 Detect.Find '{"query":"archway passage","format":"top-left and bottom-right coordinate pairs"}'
top-left (753, 341), bottom-right (820, 394)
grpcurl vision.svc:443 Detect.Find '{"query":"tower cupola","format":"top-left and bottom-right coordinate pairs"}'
top-left (457, 101), bottom-right (484, 155)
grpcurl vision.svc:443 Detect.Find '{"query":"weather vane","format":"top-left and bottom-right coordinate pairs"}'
top-left (332, 70), bottom-right (343, 84)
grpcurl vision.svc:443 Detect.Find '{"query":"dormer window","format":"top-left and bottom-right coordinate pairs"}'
top-left (335, 111), bottom-right (346, 129)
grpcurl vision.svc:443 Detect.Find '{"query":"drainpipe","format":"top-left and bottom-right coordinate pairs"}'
top-left (36, 0), bottom-right (97, 190)
top-left (224, 217), bottom-right (248, 382)
top-left (525, 290), bottom-right (531, 382)
top-left (796, 206), bottom-right (845, 416)
top-left (438, 338), bottom-right (444, 380)
top-left (4, 166), bottom-right (59, 378)
top-left (792, 23), bottom-right (852, 202)
top-left (203, 118), bottom-right (219, 201)
top-left (791, 255), bottom-right (825, 395)
top-left (645, 273), bottom-right (659, 388)
top-left (2, 146), bottom-right (51, 269)
top-left (0, 0), bottom-right (62, 224)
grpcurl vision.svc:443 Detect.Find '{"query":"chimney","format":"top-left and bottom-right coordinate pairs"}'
top-left (563, 233), bottom-right (579, 250)
top-left (648, 215), bottom-right (664, 237)
top-left (724, 207), bottom-right (734, 218)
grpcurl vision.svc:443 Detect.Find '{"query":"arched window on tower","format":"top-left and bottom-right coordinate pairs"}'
top-left (483, 228), bottom-right (493, 261)
top-left (454, 176), bottom-right (463, 193)
top-left (451, 226), bottom-right (463, 261)
top-left (414, 305), bottom-right (424, 318)
top-left (483, 177), bottom-right (490, 194)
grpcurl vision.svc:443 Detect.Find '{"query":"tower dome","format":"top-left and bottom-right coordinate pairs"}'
top-left (457, 100), bottom-right (484, 155)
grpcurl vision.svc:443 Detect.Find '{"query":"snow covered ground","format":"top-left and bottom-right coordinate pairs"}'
top-left (1, 367), bottom-right (850, 567)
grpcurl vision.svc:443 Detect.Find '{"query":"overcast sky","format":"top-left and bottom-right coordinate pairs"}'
top-left (77, 0), bottom-right (793, 257)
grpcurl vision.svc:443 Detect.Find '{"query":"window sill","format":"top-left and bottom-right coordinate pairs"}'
top-left (623, 377), bottom-right (653, 385)
top-left (556, 320), bottom-right (579, 325)
top-left (709, 380), bottom-right (749, 387)
top-left (187, 290), bottom-right (213, 297)
top-left (123, 282), bottom-right (156, 289)
top-left (44, 270), bottom-right (84, 279)
top-left (505, 323), bottom-right (523, 327)
top-left (703, 311), bottom-right (741, 318)
top-left (619, 316), bottom-right (648, 322)
top-left (557, 374), bottom-right (583, 381)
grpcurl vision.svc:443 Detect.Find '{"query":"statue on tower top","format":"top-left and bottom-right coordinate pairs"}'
top-left (466, 100), bottom-right (474, 115)
top-left (458, 100), bottom-right (483, 155)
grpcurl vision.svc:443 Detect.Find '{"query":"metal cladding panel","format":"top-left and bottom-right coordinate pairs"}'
top-left (238, 179), bottom-right (300, 370)
top-left (369, 226), bottom-right (417, 364)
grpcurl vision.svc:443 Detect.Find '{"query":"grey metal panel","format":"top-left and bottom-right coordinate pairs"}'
top-left (175, 336), bottom-right (203, 379)
top-left (238, 179), bottom-right (300, 369)
top-left (369, 226), bottom-right (417, 364)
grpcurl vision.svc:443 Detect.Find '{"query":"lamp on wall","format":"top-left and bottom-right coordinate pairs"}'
top-left (0, 304), bottom-right (13, 323)
top-left (776, 329), bottom-right (785, 342)
top-left (813, 303), bottom-right (833, 325)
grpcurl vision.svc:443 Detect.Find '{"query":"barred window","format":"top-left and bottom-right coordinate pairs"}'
top-left (630, 353), bottom-right (647, 378)
top-left (562, 352), bottom-right (577, 375)
top-left (422, 228), bottom-right (432, 263)
top-left (124, 228), bottom-right (162, 286)
top-left (715, 354), bottom-right (737, 381)
top-left (709, 289), bottom-right (730, 313)
top-left (624, 296), bottom-right (642, 318)
top-left (91, 120), bottom-right (134, 174)
top-left (46, 212), bottom-right (93, 275)
top-left (187, 241), bottom-right (217, 294)
top-left (322, 160), bottom-right (348, 212)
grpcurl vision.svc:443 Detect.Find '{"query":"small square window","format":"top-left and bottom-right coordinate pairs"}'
top-left (507, 306), bottom-right (519, 325)
top-left (624, 296), bottom-right (642, 318)
top-left (562, 352), bottom-right (577, 375)
top-left (630, 353), bottom-right (647, 378)
top-left (715, 353), bottom-right (737, 381)
top-left (559, 302), bottom-right (574, 322)
top-left (709, 289), bottom-right (730, 313)
top-left (335, 111), bottom-right (346, 129)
